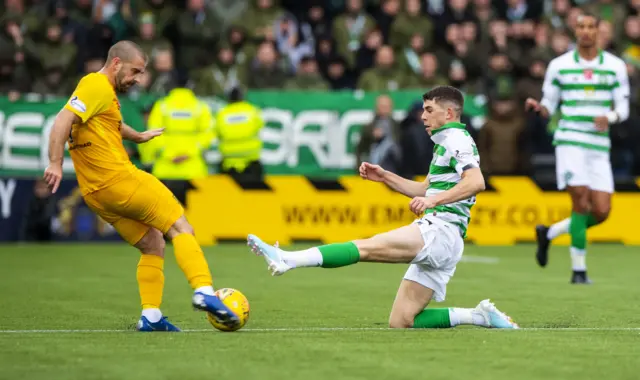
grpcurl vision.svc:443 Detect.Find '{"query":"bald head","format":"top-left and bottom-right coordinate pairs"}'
top-left (106, 41), bottom-right (148, 93)
top-left (107, 40), bottom-right (148, 64)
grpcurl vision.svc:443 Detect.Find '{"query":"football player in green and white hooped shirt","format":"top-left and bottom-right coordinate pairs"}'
top-left (247, 86), bottom-right (519, 330)
top-left (526, 13), bottom-right (630, 284)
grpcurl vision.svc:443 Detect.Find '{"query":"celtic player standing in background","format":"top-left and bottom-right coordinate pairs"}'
top-left (525, 13), bottom-right (630, 284)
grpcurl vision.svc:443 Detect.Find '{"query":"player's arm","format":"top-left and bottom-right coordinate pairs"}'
top-left (607, 61), bottom-right (631, 124)
top-left (122, 122), bottom-right (164, 144)
top-left (527, 60), bottom-right (560, 119)
top-left (48, 109), bottom-right (80, 168)
top-left (422, 168), bottom-right (484, 207)
top-left (382, 170), bottom-right (430, 198)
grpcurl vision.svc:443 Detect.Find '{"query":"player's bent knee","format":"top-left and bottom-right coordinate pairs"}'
top-left (592, 207), bottom-right (610, 222)
top-left (135, 228), bottom-right (166, 257)
top-left (388, 314), bottom-right (413, 329)
top-left (165, 215), bottom-right (195, 239)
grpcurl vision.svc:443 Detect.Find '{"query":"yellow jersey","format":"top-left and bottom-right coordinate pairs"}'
top-left (64, 72), bottom-right (136, 195)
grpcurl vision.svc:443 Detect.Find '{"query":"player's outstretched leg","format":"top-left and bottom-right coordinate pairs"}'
top-left (166, 216), bottom-right (240, 329)
top-left (133, 228), bottom-right (180, 332)
top-left (248, 224), bottom-right (425, 276)
top-left (536, 213), bottom-right (602, 268)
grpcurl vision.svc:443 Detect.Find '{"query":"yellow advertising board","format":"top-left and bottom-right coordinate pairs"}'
top-left (185, 176), bottom-right (640, 246)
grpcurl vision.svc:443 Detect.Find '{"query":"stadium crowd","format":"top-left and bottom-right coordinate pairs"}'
top-left (2, 0), bottom-right (640, 177)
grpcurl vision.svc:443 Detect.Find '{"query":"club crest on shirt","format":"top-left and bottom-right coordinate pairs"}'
top-left (584, 69), bottom-right (593, 79)
top-left (69, 96), bottom-right (86, 113)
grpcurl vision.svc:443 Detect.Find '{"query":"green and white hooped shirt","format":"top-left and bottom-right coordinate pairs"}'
top-left (540, 49), bottom-right (630, 152)
top-left (425, 122), bottom-right (480, 238)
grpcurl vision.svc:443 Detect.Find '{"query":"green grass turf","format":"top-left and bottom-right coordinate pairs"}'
top-left (1, 243), bottom-right (639, 380)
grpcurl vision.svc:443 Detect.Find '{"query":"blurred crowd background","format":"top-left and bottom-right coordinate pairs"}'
top-left (2, 0), bottom-right (640, 179)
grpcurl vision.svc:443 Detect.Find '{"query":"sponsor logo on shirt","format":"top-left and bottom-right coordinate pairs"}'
top-left (69, 96), bottom-right (87, 113)
top-left (68, 142), bottom-right (92, 151)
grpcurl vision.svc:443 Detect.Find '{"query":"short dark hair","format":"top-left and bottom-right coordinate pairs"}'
top-left (577, 11), bottom-right (600, 26)
top-left (107, 40), bottom-right (148, 64)
top-left (422, 86), bottom-right (464, 116)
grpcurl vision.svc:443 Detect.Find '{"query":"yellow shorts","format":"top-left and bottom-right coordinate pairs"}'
top-left (83, 169), bottom-right (184, 245)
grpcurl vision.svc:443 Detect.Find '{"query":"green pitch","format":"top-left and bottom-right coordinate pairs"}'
top-left (1, 243), bottom-right (639, 380)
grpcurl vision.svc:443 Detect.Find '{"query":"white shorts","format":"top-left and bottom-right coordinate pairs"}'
top-left (403, 216), bottom-right (464, 302)
top-left (555, 145), bottom-right (614, 193)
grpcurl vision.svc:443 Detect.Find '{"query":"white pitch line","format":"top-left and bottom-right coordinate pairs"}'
top-left (0, 327), bottom-right (638, 334)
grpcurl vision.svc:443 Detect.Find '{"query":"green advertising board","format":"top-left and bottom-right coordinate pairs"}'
top-left (0, 91), bottom-right (487, 178)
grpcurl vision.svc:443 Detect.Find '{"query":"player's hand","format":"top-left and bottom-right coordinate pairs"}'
top-left (172, 155), bottom-right (190, 164)
top-left (594, 116), bottom-right (609, 131)
top-left (409, 196), bottom-right (436, 216)
top-left (524, 98), bottom-right (541, 112)
top-left (44, 164), bottom-right (63, 194)
top-left (138, 128), bottom-right (165, 143)
top-left (359, 162), bottom-right (386, 182)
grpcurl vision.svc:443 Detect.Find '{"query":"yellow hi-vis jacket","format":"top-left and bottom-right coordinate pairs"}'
top-left (215, 100), bottom-right (263, 172)
top-left (139, 88), bottom-right (214, 180)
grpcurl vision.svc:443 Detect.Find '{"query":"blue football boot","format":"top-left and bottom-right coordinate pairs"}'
top-left (192, 292), bottom-right (240, 330)
top-left (136, 316), bottom-right (181, 332)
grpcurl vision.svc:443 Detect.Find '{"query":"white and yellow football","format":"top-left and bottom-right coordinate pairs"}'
top-left (207, 288), bottom-right (250, 332)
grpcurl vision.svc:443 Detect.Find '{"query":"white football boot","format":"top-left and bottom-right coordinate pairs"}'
top-left (474, 299), bottom-right (520, 329)
top-left (247, 234), bottom-right (292, 276)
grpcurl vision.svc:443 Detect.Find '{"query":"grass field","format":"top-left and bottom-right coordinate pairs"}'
top-left (1, 243), bottom-right (640, 380)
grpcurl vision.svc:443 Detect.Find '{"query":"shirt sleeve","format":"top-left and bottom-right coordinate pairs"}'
top-left (540, 59), bottom-right (560, 115)
top-left (63, 76), bottom-right (113, 123)
top-left (447, 137), bottom-right (480, 176)
top-left (612, 59), bottom-right (630, 123)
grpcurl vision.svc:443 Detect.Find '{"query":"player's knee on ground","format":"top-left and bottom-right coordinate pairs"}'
top-left (388, 311), bottom-right (414, 329)
top-left (134, 228), bottom-right (166, 257)
top-left (165, 215), bottom-right (195, 239)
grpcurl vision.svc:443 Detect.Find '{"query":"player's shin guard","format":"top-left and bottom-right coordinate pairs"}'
top-left (172, 233), bottom-right (213, 289)
top-left (318, 242), bottom-right (360, 268)
top-left (137, 254), bottom-right (165, 309)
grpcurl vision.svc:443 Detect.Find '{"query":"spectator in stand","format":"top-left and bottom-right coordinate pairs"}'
top-left (373, 0), bottom-right (401, 43)
top-left (355, 27), bottom-right (384, 74)
top-left (390, 0), bottom-right (433, 52)
top-left (398, 101), bottom-right (431, 178)
top-left (123, 0), bottom-right (176, 38)
top-left (145, 48), bottom-right (180, 96)
top-left (241, 0), bottom-right (285, 41)
top-left (622, 15), bottom-right (640, 69)
top-left (472, 0), bottom-right (497, 53)
top-left (284, 56), bottom-right (329, 91)
top-left (516, 54), bottom-right (546, 104)
top-left (247, 40), bottom-right (289, 89)
top-left (543, 0), bottom-right (572, 31)
top-left (314, 34), bottom-right (338, 76)
top-left (131, 13), bottom-right (172, 60)
top-left (227, 26), bottom-right (252, 70)
top-left (20, 179), bottom-right (57, 242)
top-left (398, 33), bottom-right (427, 75)
top-left (37, 20), bottom-right (78, 77)
top-left (192, 41), bottom-right (246, 96)
top-left (0, 12), bottom-right (36, 93)
top-left (356, 94), bottom-right (401, 173)
top-left (406, 52), bottom-right (448, 89)
top-left (584, 0), bottom-right (627, 41)
top-left (486, 49), bottom-right (515, 98)
top-left (325, 56), bottom-right (356, 90)
top-left (357, 44), bottom-right (405, 91)
top-left (598, 20), bottom-right (617, 52)
top-left (332, 0), bottom-right (376, 68)
top-left (478, 94), bottom-right (528, 175)
top-left (274, 12), bottom-right (315, 73)
top-left (176, 0), bottom-right (222, 71)
top-left (437, 0), bottom-right (474, 40)
top-left (305, 1), bottom-right (331, 39)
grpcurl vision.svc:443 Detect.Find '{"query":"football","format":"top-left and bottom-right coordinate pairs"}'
top-left (207, 288), bottom-right (250, 332)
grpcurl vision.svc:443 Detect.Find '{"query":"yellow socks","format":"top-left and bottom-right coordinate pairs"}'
top-left (172, 233), bottom-right (213, 290)
top-left (137, 254), bottom-right (164, 310)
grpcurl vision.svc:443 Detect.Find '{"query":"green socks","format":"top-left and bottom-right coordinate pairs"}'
top-left (570, 212), bottom-right (588, 250)
top-left (413, 308), bottom-right (452, 328)
top-left (587, 213), bottom-right (600, 228)
top-left (318, 242), bottom-right (361, 268)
